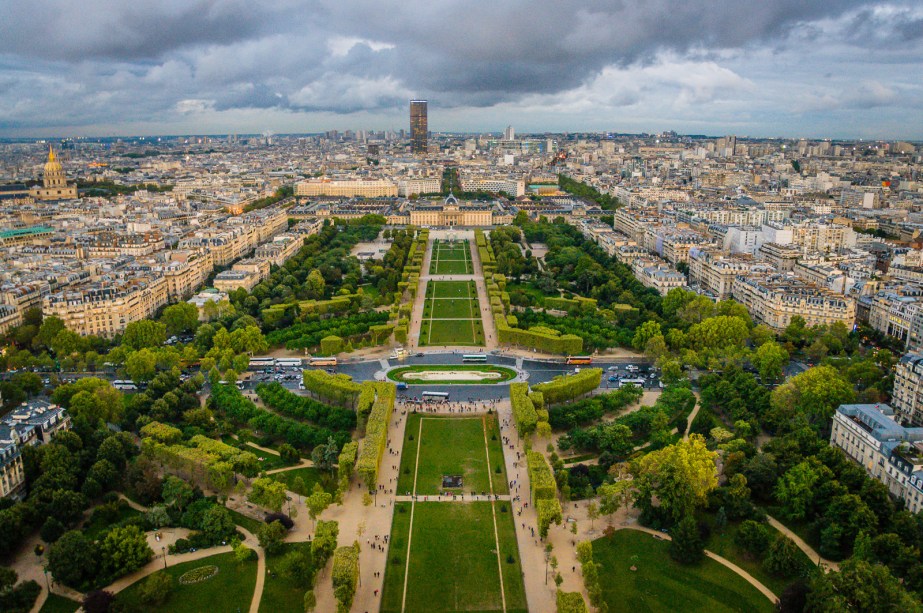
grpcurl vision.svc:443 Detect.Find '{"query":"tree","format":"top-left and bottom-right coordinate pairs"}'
top-left (634, 435), bottom-right (718, 523)
top-left (99, 525), bottom-right (153, 578)
top-left (278, 549), bottom-right (315, 587)
top-left (753, 341), bottom-right (789, 382)
top-left (306, 484), bottom-right (333, 527)
top-left (306, 269), bottom-right (326, 299)
top-left (138, 572), bottom-right (173, 606)
top-left (763, 535), bottom-right (804, 578)
top-left (257, 520), bottom-right (287, 555)
top-left (304, 589), bottom-right (317, 612)
top-left (770, 366), bottom-right (855, 429)
top-left (122, 320), bottom-right (167, 350)
top-left (670, 515), bottom-right (704, 564)
top-left (278, 443), bottom-right (300, 465)
top-left (125, 348), bottom-right (158, 383)
top-left (82, 590), bottom-right (116, 613)
top-left (632, 321), bottom-right (662, 352)
top-left (805, 559), bottom-right (920, 612)
top-left (200, 506), bottom-right (236, 544)
top-left (34, 316), bottom-right (66, 351)
top-left (249, 477), bottom-right (289, 513)
top-left (161, 302), bottom-right (200, 336)
top-left (735, 520), bottom-right (772, 557)
top-left (234, 541), bottom-right (255, 563)
top-left (586, 502), bottom-right (599, 529)
top-left (48, 531), bottom-right (99, 589)
top-left (774, 459), bottom-right (832, 521)
top-left (162, 476), bottom-right (195, 513)
top-left (597, 480), bottom-right (632, 524)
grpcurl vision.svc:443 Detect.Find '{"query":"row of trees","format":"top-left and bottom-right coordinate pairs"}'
top-left (255, 382), bottom-right (356, 431)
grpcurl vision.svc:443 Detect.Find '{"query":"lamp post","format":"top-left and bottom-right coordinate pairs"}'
top-left (162, 546), bottom-right (167, 569)
top-left (42, 567), bottom-right (50, 591)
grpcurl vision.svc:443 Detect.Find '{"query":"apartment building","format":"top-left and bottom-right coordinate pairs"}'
top-left (868, 289), bottom-right (923, 345)
top-left (632, 257), bottom-right (687, 295)
top-left (830, 403), bottom-right (923, 514)
top-left (731, 272), bottom-right (857, 330)
top-left (688, 249), bottom-right (770, 300)
top-left (398, 178), bottom-right (441, 197)
top-left (457, 175), bottom-right (526, 197)
top-left (43, 275), bottom-right (169, 337)
top-left (894, 353), bottom-right (923, 426)
top-left (0, 400), bottom-right (71, 499)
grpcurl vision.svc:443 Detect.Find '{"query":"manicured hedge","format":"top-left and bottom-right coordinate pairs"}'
top-left (356, 382), bottom-right (396, 489)
top-left (537, 497), bottom-right (563, 538)
top-left (255, 382), bottom-right (356, 431)
top-left (332, 543), bottom-right (360, 612)
top-left (557, 590), bottom-right (589, 613)
top-left (545, 296), bottom-right (597, 312)
top-left (511, 382), bottom-right (537, 435)
top-left (266, 311), bottom-right (389, 350)
top-left (527, 451), bottom-right (557, 501)
top-left (302, 370), bottom-right (363, 409)
top-left (337, 441), bottom-right (358, 495)
top-left (139, 420), bottom-right (183, 444)
top-left (532, 368), bottom-right (602, 406)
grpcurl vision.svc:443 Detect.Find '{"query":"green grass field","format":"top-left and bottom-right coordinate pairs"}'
top-left (381, 502), bottom-right (526, 613)
top-left (420, 280), bottom-right (484, 346)
top-left (429, 240), bottom-right (473, 275)
top-left (592, 530), bottom-right (775, 613)
top-left (38, 594), bottom-right (80, 613)
top-left (114, 552), bottom-right (258, 613)
top-left (259, 542), bottom-right (315, 613)
top-left (387, 364), bottom-right (518, 385)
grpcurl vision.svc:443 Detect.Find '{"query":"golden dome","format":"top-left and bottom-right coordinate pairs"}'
top-left (44, 147), bottom-right (63, 174)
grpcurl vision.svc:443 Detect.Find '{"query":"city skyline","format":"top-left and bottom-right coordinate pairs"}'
top-left (1, 1), bottom-right (922, 139)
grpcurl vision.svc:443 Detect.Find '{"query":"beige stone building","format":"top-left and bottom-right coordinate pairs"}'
top-left (42, 276), bottom-right (169, 337)
top-left (295, 179), bottom-right (398, 198)
top-left (731, 272), bottom-right (856, 331)
top-left (688, 249), bottom-right (770, 300)
top-left (29, 148), bottom-right (78, 201)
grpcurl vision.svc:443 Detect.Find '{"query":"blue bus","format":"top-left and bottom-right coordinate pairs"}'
top-left (462, 354), bottom-right (487, 363)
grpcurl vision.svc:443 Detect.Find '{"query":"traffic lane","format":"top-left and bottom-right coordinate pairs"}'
top-left (395, 384), bottom-right (510, 401)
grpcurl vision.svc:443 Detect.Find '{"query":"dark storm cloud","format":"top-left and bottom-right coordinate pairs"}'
top-left (0, 0), bottom-right (921, 134)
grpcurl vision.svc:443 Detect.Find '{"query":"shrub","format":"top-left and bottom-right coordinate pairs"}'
top-left (138, 572), bottom-right (173, 605)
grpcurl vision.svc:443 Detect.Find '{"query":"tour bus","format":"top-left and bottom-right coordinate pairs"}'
top-left (566, 356), bottom-right (593, 365)
top-left (275, 358), bottom-right (304, 368)
top-left (249, 357), bottom-right (275, 369)
top-left (618, 378), bottom-right (647, 389)
top-left (112, 380), bottom-right (138, 391)
top-left (421, 391), bottom-right (449, 402)
top-left (462, 354), bottom-right (487, 363)
top-left (390, 347), bottom-right (408, 360)
top-left (309, 357), bottom-right (338, 367)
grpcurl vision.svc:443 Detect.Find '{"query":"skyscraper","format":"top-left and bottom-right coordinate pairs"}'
top-left (410, 100), bottom-right (427, 154)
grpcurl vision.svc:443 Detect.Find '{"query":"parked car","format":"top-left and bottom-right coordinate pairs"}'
top-left (608, 376), bottom-right (618, 382)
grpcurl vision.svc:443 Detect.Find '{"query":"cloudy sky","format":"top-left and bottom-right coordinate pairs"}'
top-left (1, 0), bottom-right (922, 139)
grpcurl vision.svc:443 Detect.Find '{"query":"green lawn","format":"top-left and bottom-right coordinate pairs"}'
top-left (420, 280), bottom-right (484, 346)
top-left (383, 502), bottom-right (515, 613)
top-left (38, 594), bottom-right (80, 613)
top-left (423, 318), bottom-right (483, 346)
top-left (259, 542), bottom-right (314, 613)
top-left (702, 515), bottom-right (812, 597)
top-left (227, 508), bottom-right (265, 535)
top-left (115, 552), bottom-right (257, 613)
top-left (381, 502), bottom-right (413, 612)
top-left (387, 364), bottom-right (517, 385)
top-left (592, 530), bottom-right (775, 613)
top-left (397, 414), bottom-right (507, 496)
top-left (429, 240), bottom-right (472, 276)
top-left (429, 280), bottom-right (475, 299)
top-left (267, 466), bottom-right (336, 496)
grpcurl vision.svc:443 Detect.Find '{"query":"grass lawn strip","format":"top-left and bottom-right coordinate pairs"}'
top-left (404, 503), bottom-right (505, 612)
top-left (259, 542), bottom-right (314, 613)
top-left (593, 530), bottom-right (775, 613)
top-left (388, 364), bottom-right (517, 385)
top-left (114, 552), bottom-right (258, 613)
top-left (400, 416), bottom-right (425, 612)
top-left (415, 417), bottom-right (492, 495)
top-left (380, 501), bottom-right (413, 612)
top-left (482, 415), bottom-right (508, 613)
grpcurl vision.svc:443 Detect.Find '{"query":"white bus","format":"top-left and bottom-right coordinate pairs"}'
top-left (112, 380), bottom-right (138, 391)
top-left (421, 391), bottom-right (449, 401)
top-left (249, 357), bottom-right (275, 369)
top-left (275, 358), bottom-right (304, 368)
top-left (309, 357), bottom-right (338, 367)
top-left (462, 354), bottom-right (487, 363)
top-left (618, 378), bottom-right (646, 389)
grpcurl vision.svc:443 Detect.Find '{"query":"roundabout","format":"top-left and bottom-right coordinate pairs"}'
top-left (385, 363), bottom-right (521, 385)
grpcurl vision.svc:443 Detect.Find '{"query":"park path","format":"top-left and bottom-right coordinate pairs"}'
top-left (311, 399), bottom-right (411, 612)
top-left (495, 399), bottom-right (557, 613)
top-left (264, 458), bottom-right (314, 475)
top-left (683, 392), bottom-right (702, 440)
top-left (765, 514), bottom-right (840, 572)
top-left (406, 230), bottom-right (434, 350)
